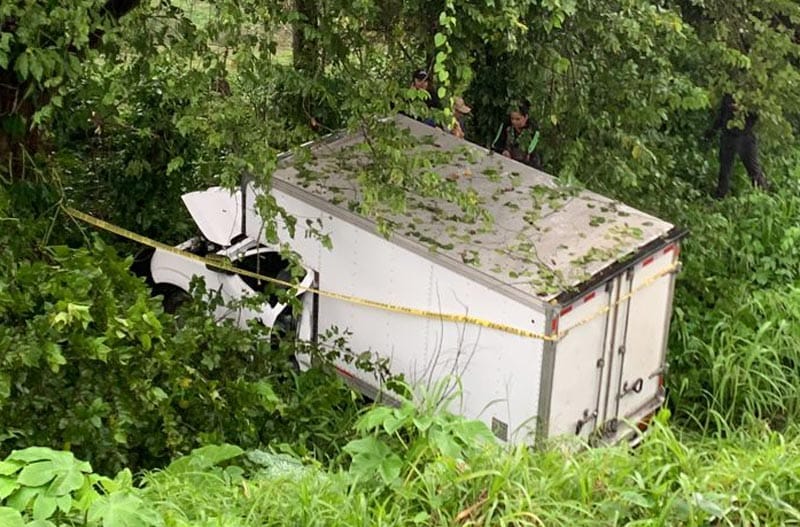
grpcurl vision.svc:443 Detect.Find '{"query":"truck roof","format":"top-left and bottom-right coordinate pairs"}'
top-left (272, 115), bottom-right (676, 303)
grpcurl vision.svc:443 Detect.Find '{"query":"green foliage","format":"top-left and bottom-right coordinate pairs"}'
top-left (164, 444), bottom-right (243, 476)
top-left (0, 192), bottom-right (363, 474)
top-left (126, 413), bottom-right (800, 526)
top-left (87, 492), bottom-right (164, 527)
top-left (0, 0), bottom-right (107, 127)
top-left (664, 185), bottom-right (800, 431)
top-left (343, 387), bottom-right (493, 486)
top-left (4, 1), bottom-right (800, 523)
top-left (0, 446), bottom-right (231, 526)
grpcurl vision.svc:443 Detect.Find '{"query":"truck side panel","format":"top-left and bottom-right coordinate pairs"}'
top-left (271, 187), bottom-right (548, 443)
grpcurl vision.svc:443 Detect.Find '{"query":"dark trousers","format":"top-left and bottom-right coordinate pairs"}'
top-left (716, 133), bottom-right (768, 198)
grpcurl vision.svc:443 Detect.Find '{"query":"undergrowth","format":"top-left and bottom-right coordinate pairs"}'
top-left (4, 410), bottom-right (800, 526)
top-left (663, 187), bottom-right (800, 432)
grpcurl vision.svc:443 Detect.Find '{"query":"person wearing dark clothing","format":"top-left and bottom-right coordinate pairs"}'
top-left (409, 68), bottom-right (441, 126)
top-left (493, 103), bottom-right (542, 169)
top-left (706, 93), bottom-right (768, 198)
top-left (411, 69), bottom-right (441, 109)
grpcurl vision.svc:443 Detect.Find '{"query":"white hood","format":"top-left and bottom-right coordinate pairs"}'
top-left (182, 187), bottom-right (242, 246)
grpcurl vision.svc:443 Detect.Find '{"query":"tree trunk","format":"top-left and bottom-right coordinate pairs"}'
top-left (292, 0), bottom-right (320, 74)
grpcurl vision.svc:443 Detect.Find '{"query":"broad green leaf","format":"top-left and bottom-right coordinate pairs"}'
top-left (166, 156), bottom-right (184, 174)
top-left (75, 475), bottom-right (106, 510)
top-left (381, 413), bottom-right (405, 435)
top-left (450, 419), bottom-right (493, 445)
top-left (150, 387), bottom-right (167, 402)
top-left (26, 520), bottom-right (57, 527)
top-left (376, 453), bottom-right (403, 485)
top-left (32, 493), bottom-right (57, 521)
top-left (0, 476), bottom-right (19, 499)
top-left (166, 444), bottom-right (243, 474)
top-left (29, 56), bottom-right (43, 83)
top-left (6, 485), bottom-right (39, 510)
top-left (55, 494), bottom-right (72, 514)
top-left (620, 490), bottom-right (652, 508)
top-left (355, 406), bottom-right (394, 433)
top-left (87, 492), bottom-right (164, 527)
top-left (8, 448), bottom-right (58, 464)
top-left (46, 466), bottom-right (84, 496)
top-left (0, 507), bottom-right (24, 527)
top-left (250, 380), bottom-right (283, 412)
top-left (15, 52), bottom-right (28, 80)
top-left (343, 437), bottom-right (401, 484)
top-left (411, 511), bottom-right (430, 524)
top-left (434, 32), bottom-right (446, 48)
top-left (412, 415), bottom-right (433, 432)
top-left (114, 470), bottom-right (133, 489)
top-left (428, 427), bottom-right (461, 458)
top-left (692, 493), bottom-right (727, 518)
top-left (17, 462), bottom-right (56, 487)
top-left (0, 460), bottom-right (24, 476)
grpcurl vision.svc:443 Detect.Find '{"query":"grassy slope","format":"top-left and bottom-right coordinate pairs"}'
top-left (142, 420), bottom-right (800, 525)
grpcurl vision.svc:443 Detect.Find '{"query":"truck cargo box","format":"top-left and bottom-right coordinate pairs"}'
top-left (155, 115), bottom-right (685, 445)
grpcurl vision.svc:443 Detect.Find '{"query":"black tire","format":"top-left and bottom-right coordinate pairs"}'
top-left (152, 283), bottom-right (192, 314)
top-left (270, 308), bottom-right (301, 373)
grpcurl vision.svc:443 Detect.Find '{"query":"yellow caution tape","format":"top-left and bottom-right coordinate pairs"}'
top-left (555, 262), bottom-right (681, 339)
top-left (63, 206), bottom-right (679, 343)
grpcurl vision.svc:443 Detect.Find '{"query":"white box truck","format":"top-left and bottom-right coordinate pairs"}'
top-left (151, 115), bottom-right (685, 445)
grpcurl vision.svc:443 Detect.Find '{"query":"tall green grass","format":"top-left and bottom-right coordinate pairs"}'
top-left (671, 285), bottom-right (800, 431)
top-left (663, 187), bottom-right (800, 434)
top-left (140, 414), bottom-right (800, 526)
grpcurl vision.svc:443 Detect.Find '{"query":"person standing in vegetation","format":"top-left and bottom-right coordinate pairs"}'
top-left (706, 93), bottom-right (769, 198)
top-left (450, 96), bottom-right (471, 139)
top-left (493, 102), bottom-right (542, 169)
top-left (409, 68), bottom-right (441, 126)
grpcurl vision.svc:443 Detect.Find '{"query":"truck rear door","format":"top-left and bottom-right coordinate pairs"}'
top-left (546, 241), bottom-right (680, 443)
top-left (605, 243), bottom-right (679, 436)
top-left (545, 283), bottom-right (613, 440)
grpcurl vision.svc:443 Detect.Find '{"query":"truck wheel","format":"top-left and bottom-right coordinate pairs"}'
top-left (152, 283), bottom-right (192, 314)
top-left (270, 308), bottom-right (300, 372)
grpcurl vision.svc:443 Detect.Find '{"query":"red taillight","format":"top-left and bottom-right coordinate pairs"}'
top-left (637, 412), bottom-right (655, 432)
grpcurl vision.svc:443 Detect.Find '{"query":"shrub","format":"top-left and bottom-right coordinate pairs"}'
top-left (0, 189), bottom-right (362, 474)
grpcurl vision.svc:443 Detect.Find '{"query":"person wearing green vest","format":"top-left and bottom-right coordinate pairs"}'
top-left (492, 102), bottom-right (542, 169)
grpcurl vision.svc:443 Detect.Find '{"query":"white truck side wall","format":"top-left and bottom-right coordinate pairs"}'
top-left (271, 186), bottom-right (548, 443)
